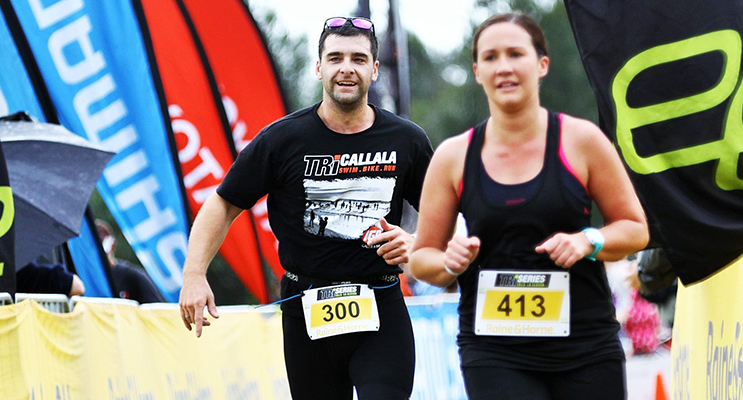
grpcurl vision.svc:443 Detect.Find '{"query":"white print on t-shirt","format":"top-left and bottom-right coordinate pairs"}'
top-left (303, 176), bottom-right (395, 240)
top-left (304, 151), bottom-right (397, 177)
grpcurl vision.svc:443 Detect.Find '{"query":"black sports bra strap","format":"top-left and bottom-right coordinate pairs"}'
top-left (543, 111), bottom-right (561, 180)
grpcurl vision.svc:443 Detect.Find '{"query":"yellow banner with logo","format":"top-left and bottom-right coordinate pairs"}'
top-left (673, 256), bottom-right (743, 399)
top-left (0, 300), bottom-right (289, 400)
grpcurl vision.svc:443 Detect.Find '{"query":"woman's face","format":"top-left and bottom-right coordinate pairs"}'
top-left (473, 22), bottom-right (549, 111)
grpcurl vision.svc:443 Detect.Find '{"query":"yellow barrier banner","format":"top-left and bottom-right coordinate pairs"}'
top-left (673, 256), bottom-right (743, 400)
top-left (0, 300), bottom-right (290, 400)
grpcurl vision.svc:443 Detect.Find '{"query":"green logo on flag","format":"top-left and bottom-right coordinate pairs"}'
top-left (612, 30), bottom-right (743, 190)
top-left (0, 186), bottom-right (13, 237)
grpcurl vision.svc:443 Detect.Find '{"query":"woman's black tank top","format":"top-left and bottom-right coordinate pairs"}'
top-left (457, 111), bottom-right (623, 371)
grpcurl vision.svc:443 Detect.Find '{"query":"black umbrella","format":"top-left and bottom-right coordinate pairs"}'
top-left (0, 119), bottom-right (115, 269)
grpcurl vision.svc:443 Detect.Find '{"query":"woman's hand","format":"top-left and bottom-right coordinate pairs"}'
top-left (443, 235), bottom-right (481, 275)
top-left (535, 231), bottom-right (594, 268)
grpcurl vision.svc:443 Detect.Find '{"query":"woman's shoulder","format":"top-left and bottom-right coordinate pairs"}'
top-left (425, 129), bottom-right (473, 182)
top-left (559, 113), bottom-right (602, 137)
top-left (435, 129), bottom-right (473, 158)
top-left (557, 113), bottom-right (618, 184)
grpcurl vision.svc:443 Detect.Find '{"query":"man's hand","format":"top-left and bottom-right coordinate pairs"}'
top-left (365, 217), bottom-right (414, 265)
top-left (179, 273), bottom-right (219, 337)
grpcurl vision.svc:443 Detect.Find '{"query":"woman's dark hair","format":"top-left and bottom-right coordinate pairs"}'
top-left (471, 13), bottom-right (548, 62)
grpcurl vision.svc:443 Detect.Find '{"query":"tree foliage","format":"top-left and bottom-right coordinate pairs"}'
top-left (537, 1), bottom-right (598, 123)
top-left (408, 0), bottom-right (597, 147)
top-left (407, 33), bottom-right (490, 146)
top-left (254, 9), bottom-right (320, 111)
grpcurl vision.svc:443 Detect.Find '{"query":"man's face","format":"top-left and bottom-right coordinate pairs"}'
top-left (316, 34), bottom-right (379, 108)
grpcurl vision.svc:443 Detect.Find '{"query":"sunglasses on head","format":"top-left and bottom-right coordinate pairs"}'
top-left (323, 17), bottom-right (375, 35)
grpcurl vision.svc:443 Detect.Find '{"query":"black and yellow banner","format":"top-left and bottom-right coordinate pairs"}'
top-left (0, 140), bottom-right (13, 296)
top-left (564, 0), bottom-right (743, 284)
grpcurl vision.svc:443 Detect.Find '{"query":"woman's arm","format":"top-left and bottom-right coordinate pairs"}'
top-left (535, 115), bottom-right (649, 267)
top-left (410, 133), bottom-right (480, 286)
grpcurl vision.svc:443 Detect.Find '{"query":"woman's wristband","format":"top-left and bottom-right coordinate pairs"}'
top-left (582, 227), bottom-right (605, 261)
top-left (443, 264), bottom-right (463, 277)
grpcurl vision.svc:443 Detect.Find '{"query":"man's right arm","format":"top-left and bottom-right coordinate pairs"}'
top-left (179, 192), bottom-right (243, 337)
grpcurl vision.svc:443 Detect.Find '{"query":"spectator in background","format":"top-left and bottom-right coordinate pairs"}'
top-left (621, 255), bottom-right (661, 355)
top-left (17, 262), bottom-right (85, 297)
top-left (95, 219), bottom-right (165, 304)
top-left (636, 247), bottom-right (676, 331)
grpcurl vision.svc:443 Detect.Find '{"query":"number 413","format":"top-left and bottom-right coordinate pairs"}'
top-left (497, 294), bottom-right (546, 318)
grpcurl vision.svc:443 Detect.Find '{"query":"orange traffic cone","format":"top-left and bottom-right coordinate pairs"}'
top-left (655, 372), bottom-right (668, 400)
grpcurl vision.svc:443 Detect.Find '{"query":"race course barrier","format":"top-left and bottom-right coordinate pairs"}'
top-left (0, 292), bottom-right (671, 399)
top-left (0, 299), bottom-right (289, 400)
top-left (0, 294), bottom-right (466, 400)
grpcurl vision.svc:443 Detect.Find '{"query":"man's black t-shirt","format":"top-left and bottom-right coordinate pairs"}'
top-left (218, 102), bottom-right (433, 280)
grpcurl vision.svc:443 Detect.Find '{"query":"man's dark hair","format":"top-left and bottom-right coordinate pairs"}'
top-left (318, 21), bottom-right (379, 61)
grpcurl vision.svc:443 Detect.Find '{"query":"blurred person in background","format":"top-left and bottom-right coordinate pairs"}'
top-left (96, 219), bottom-right (165, 304)
top-left (619, 254), bottom-right (661, 355)
top-left (17, 261), bottom-right (85, 297)
top-left (636, 247), bottom-right (676, 333)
